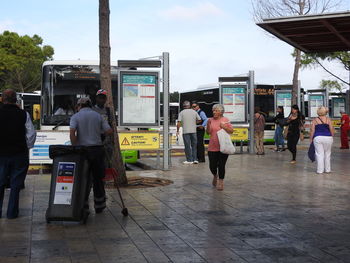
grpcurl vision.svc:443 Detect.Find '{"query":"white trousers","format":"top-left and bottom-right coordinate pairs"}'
top-left (314, 136), bottom-right (333, 173)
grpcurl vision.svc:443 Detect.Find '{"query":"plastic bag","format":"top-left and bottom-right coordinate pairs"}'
top-left (217, 129), bottom-right (236, 155)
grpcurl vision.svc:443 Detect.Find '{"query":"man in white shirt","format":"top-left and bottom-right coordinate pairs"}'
top-left (177, 101), bottom-right (201, 164)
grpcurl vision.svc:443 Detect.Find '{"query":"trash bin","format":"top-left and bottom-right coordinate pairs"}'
top-left (46, 145), bottom-right (90, 224)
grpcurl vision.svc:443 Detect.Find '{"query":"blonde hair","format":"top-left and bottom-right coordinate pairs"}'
top-left (317, 106), bottom-right (328, 116)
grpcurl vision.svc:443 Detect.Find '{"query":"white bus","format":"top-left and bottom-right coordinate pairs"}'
top-left (31, 60), bottom-right (127, 164)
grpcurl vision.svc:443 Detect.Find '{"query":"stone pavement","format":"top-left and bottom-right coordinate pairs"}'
top-left (1, 140), bottom-right (350, 263)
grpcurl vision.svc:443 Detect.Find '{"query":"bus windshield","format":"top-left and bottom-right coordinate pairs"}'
top-left (41, 64), bottom-right (118, 126)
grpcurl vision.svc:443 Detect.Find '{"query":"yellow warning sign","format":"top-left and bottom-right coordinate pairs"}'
top-left (119, 133), bottom-right (160, 150)
top-left (230, 128), bottom-right (249, 141)
top-left (121, 137), bottom-right (130, 145)
top-left (331, 119), bottom-right (341, 128)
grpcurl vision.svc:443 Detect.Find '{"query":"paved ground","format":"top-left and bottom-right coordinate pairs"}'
top-left (1, 139), bottom-right (350, 263)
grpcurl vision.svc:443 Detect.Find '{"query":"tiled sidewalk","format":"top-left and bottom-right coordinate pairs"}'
top-left (1, 143), bottom-right (350, 262)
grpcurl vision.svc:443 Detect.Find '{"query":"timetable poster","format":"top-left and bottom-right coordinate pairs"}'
top-left (309, 95), bottom-right (325, 117)
top-left (122, 74), bottom-right (157, 125)
top-left (333, 98), bottom-right (345, 118)
top-left (222, 86), bottom-right (246, 122)
top-left (276, 92), bottom-right (292, 116)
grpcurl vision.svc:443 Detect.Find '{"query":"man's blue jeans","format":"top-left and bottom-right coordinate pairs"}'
top-left (274, 126), bottom-right (284, 148)
top-left (0, 152), bottom-right (29, 218)
top-left (183, 133), bottom-right (197, 162)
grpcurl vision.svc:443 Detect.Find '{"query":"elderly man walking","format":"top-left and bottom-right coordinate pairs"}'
top-left (70, 97), bottom-right (113, 213)
top-left (0, 89), bottom-right (36, 219)
top-left (177, 101), bottom-right (201, 164)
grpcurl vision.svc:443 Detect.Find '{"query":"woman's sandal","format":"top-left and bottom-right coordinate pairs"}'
top-left (217, 179), bottom-right (224, 191)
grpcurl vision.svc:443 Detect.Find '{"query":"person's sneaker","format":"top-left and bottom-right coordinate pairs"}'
top-left (183, 161), bottom-right (193, 164)
top-left (290, 160), bottom-right (296, 164)
top-left (193, 161), bottom-right (199, 164)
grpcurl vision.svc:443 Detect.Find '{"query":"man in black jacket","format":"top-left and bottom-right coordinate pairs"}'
top-left (0, 89), bottom-right (36, 219)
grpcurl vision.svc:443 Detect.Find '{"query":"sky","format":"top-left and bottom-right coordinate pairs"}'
top-left (1, 0), bottom-right (350, 93)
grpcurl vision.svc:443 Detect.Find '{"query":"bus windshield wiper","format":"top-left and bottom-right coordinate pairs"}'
top-left (52, 116), bottom-right (70, 130)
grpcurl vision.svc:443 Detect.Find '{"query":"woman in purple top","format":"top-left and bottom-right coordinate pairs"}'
top-left (309, 106), bottom-right (335, 174)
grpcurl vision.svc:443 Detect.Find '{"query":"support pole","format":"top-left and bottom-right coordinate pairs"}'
top-left (162, 52), bottom-right (170, 170)
top-left (297, 80), bottom-right (301, 109)
top-left (248, 70), bottom-right (255, 154)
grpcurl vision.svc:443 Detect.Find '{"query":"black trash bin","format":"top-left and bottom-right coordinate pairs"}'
top-left (46, 145), bottom-right (90, 224)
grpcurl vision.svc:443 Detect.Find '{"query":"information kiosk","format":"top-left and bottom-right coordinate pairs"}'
top-left (218, 72), bottom-right (255, 154)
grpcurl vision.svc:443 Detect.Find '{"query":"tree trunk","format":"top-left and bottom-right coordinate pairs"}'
top-left (292, 48), bottom-right (301, 106)
top-left (99, 0), bottom-right (127, 185)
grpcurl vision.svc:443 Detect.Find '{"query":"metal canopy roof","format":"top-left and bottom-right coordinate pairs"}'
top-left (257, 11), bottom-right (350, 53)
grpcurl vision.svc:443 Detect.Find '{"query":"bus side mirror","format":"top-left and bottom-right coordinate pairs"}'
top-left (33, 104), bottom-right (41, 121)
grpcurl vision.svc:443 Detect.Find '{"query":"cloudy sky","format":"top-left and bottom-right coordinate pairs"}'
top-left (1, 0), bottom-right (349, 92)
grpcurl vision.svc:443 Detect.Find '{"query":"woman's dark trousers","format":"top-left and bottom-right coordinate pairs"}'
top-left (208, 151), bottom-right (229, 179)
top-left (287, 133), bottom-right (300, 161)
top-left (0, 152), bottom-right (29, 219)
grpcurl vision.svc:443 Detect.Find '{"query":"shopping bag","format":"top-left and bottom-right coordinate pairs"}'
top-left (308, 142), bottom-right (315, 162)
top-left (217, 129), bottom-right (236, 155)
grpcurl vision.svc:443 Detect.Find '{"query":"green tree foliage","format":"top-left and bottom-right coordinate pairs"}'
top-left (0, 31), bottom-right (54, 92)
top-left (160, 91), bottom-right (180, 103)
top-left (170, 91), bottom-right (179, 103)
top-left (319, 79), bottom-right (344, 92)
top-left (300, 51), bottom-right (350, 85)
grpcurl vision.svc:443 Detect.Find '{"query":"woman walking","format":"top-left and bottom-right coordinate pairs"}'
top-left (273, 106), bottom-right (285, 152)
top-left (309, 106), bottom-right (334, 174)
top-left (206, 104), bottom-right (233, 191)
top-left (286, 105), bottom-right (303, 164)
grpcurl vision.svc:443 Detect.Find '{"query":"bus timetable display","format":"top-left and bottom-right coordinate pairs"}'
top-left (221, 85), bottom-right (247, 123)
top-left (276, 91), bottom-right (292, 116)
top-left (309, 94), bottom-right (325, 118)
top-left (332, 97), bottom-right (346, 118)
top-left (119, 71), bottom-right (159, 127)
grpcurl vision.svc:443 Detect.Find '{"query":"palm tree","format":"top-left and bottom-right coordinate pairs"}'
top-left (99, 0), bottom-right (127, 185)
